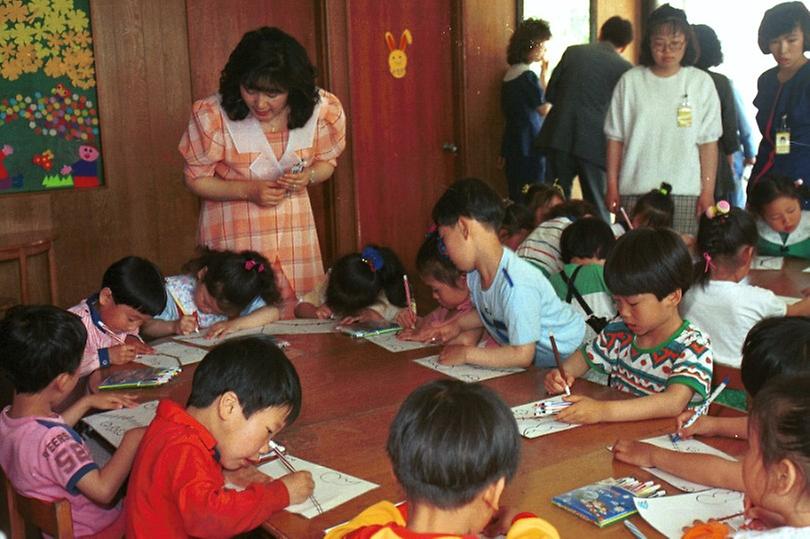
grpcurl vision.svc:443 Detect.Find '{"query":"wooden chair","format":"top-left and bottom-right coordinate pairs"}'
top-left (0, 229), bottom-right (58, 305)
top-left (5, 475), bottom-right (74, 538)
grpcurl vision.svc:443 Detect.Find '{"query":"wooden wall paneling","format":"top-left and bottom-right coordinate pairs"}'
top-left (184, 0), bottom-right (335, 266)
top-left (0, 197), bottom-right (52, 303)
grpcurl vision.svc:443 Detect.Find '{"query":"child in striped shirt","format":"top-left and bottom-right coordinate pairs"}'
top-left (545, 228), bottom-right (713, 424)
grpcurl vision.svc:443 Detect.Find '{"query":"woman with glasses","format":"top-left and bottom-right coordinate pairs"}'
top-left (604, 4), bottom-right (721, 235)
top-left (749, 2), bottom-right (810, 207)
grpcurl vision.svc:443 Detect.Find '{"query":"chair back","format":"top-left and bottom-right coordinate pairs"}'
top-left (5, 475), bottom-right (74, 539)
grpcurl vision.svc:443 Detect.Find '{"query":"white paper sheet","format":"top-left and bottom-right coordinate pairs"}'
top-left (639, 435), bottom-right (737, 492)
top-left (365, 332), bottom-right (436, 353)
top-left (511, 396), bottom-right (581, 439)
top-left (413, 355), bottom-right (524, 382)
top-left (174, 325), bottom-right (268, 346)
top-left (261, 319), bottom-right (339, 335)
top-left (752, 256), bottom-right (784, 270)
top-left (135, 341), bottom-right (208, 368)
top-left (635, 489), bottom-right (744, 538)
top-left (81, 400), bottom-right (158, 447)
top-left (257, 455), bottom-right (378, 519)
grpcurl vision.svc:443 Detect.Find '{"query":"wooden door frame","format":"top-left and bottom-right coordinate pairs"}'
top-left (316, 0), bottom-right (464, 261)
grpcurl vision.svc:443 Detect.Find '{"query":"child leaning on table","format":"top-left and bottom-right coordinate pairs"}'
top-left (324, 380), bottom-right (560, 539)
top-left (142, 248), bottom-right (290, 340)
top-left (125, 335), bottom-right (313, 538)
top-left (613, 316), bottom-right (810, 499)
top-left (68, 256), bottom-right (166, 377)
top-left (545, 228), bottom-right (714, 423)
top-left (421, 177), bottom-right (585, 369)
top-left (0, 305), bottom-right (145, 538)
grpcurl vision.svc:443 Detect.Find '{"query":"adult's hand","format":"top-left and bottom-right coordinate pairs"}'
top-left (249, 182), bottom-right (287, 207)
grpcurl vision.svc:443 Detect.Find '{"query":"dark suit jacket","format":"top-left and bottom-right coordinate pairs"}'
top-left (706, 69), bottom-right (740, 198)
top-left (535, 41), bottom-right (632, 168)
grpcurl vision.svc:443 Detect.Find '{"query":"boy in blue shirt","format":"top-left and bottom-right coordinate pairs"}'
top-left (424, 177), bottom-right (585, 368)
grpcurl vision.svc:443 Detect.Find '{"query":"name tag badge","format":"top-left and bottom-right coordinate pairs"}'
top-left (677, 105), bottom-right (692, 128)
top-left (776, 131), bottom-right (791, 154)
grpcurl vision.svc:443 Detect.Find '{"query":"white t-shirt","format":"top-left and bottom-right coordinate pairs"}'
top-left (604, 66), bottom-right (722, 196)
top-left (680, 279), bottom-right (787, 367)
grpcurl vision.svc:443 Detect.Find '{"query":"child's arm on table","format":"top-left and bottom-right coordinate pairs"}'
top-left (675, 412), bottom-right (748, 440)
top-left (107, 344), bottom-right (137, 365)
top-left (544, 350), bottom-right (590, 393)
top-left (61, 393), bottom-right (139, 427)
top-left (418, 309), bottom-right (482, 343)
top-left (76, 427), bottom-right (145, 504)
top-left (556, 383), bottom-right (694, 424)
top-left (206, 305), bottom-right (280, 338)
top-left (142, 317), bottom-right (198, 338)
top-left (124, 334), bottom-right (154, 355)
top-left (440, 342), bottom-right (535, 368)
top-left (612, 440), bottom-right (744, 491)
top-left (786, 296), bottom-right (810, 316)
top-left (394, 307), bottom-right (418, 330)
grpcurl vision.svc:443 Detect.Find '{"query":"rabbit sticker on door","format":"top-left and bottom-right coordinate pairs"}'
top-left (385, 29), bottom-right (412, 79)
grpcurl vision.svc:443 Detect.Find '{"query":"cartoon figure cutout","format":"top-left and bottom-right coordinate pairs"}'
top-left (385, 29), bottom-right (413, 79)
top-left (61, 144), bottom-right (100, 188)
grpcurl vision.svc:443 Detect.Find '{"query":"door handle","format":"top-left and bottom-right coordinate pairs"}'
top-left (442, 143), bottom-right (459, 154)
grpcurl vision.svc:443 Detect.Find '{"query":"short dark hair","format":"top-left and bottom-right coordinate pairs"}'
top-left (326, 245), bottom-right (407, 316)
top-left (599, 16), bottom-right (634, 48)
top-left (501, 202), bottom-right (534, 236)
top-left (748, 173), bottom-right (805, 215)
top-left (560, 217), bottom-right (616, 263)
top-left (432, 178), bottom-right (505, 231)
top-left (694, 208), bottom-right (758, 287)
top-left (0, 306), bottom-right (86, 394)
top-left (639, 4), bottom-right (700, 67)
top-left (102, 256), bottom-right (166, 316)
top-left (507, 18), bottom-right (551, 65)
top-left (219, 27), bottom-right (319, 128)
top-left (692, 24), bottom-right (723, 69)
top-left (605, 228), bottom-right (692, 299)
top-left (758, 1), bottom-right (810, 54)
top-left (632, 182), bottom-right (674, 228)
top-left (387, 380), bottom-right (520, 509)
top-left (184, 248), bottom-right (281, 317)
top-left (416, 232), bottom-right (461, 287)
top-left (741, 316), bottom-right (810, 397)
top-left (545, 199), bottom-right (596, 222)
top-left (187, 335), bottom-right (301, 421)
top-left (749, 375), bottom-right (810, 485)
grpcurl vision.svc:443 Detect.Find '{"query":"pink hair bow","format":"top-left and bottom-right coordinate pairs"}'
top-left (244, 259), bottom-right (265, 273)
top-left (702, 252), bottom-right (716, 273)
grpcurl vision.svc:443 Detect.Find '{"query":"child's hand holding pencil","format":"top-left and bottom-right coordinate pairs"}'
top-left (543, 368), bottom-right (575, 396)
top-left (174, 314), bottom-right (199, 335)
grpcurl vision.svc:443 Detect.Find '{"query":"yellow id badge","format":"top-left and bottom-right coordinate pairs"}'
top-left (677, 105), bottom-right (693, 128)
top-left (776, 130), bottom-right (791, 154)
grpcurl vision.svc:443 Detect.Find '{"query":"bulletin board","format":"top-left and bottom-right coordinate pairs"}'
top-left (0, 0), bottom-right (104, 194)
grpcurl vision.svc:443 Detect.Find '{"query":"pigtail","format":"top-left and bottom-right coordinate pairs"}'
top-left (375, 246), bottom-right (408, 308)
top-left (694, 203), bottom-right (757, 287)
top-left (632, 182), bottom-right (674, 228)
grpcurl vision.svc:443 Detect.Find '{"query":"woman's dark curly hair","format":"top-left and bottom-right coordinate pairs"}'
top-left (219, 27), bottom-right (319, 129)
top-left (639, 4), bottom-right (699, 68)
top-left (758, 1), bottom-right (810, 54)
top-left (693, 24), bottom-right (723, 69)
top-left (507, 18), bottom-right (551, 65)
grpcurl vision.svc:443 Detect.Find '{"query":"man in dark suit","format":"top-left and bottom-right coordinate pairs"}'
top-left (536, 17), bottom-right (633, 222)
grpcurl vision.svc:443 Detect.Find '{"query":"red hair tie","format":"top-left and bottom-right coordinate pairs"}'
top-left (244, 259), bottom-right (265, 273)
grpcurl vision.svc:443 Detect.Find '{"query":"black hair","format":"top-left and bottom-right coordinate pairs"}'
top-left (639, 4), bottom-right (700, 68)
top-left (749, 375), bottom-right (810, 487)
top-left (219, 26), bottom-right (319, 128)
top-left (758, 1), bottom-right (810, 54)
top-left (500, 202), bottom-right (534, 236)
top-left (599, 16), bottom-right (634, 48)
top-left (187, 335), bottom-right (301, 421)
top-left (632, 182), bottom-right (675, 228)
top-left (326, 245), bottom-right (407, 316)
top-left (694, 207), bottom-right (758, 287)
top-left (605, 228), bottom-right (693, 299)
top-left (102, 256), bottom-right (167, 316)
top-left (544, 199), bottom-right (596, 222)
top-left (416, 232), bottom-right (462, 287)
top-left (183, 248), bottom-right (281, 317)
top-left (693, 24), bottom-right (723, 69)
top-left (0, 306), bottom-right (86, 394)
top-left (560, 217), bottom-right (616, 263)
top-left (507, 18), bottom-right (551, 65)
top-left (523, 182), bottom-right (564, 225)
top-left (748, 173), bottom-right (806, 216)
top-left (387, 380), bottom-right (520, 509)
top-left (741, 316), bottom-right (810, 397)
top-left (432, 177), bottom-right (505, 231)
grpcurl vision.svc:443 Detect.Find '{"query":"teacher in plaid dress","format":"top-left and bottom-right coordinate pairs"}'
top-left (180, 27), bottom-right (346, 296)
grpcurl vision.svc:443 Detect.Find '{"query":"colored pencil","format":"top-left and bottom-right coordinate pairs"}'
top-left (549, 333), bottom-right (570, 396)
top-left (671, 377), bottom-right (729, 442)
top-left (268, 441), bottom-right (324, 515)
top-left (620, 206), bottom-right (634, 230)
top-left (624, 520), bottom-right (648, 539)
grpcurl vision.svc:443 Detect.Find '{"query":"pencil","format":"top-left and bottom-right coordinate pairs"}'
top-left (549, 333), bottom-right (570, 396)
top-left (671, 376), bottom-right (729, 442)
top-left (268, 442), bottom-right (324, 515)
top-left (620, 206), bottom-right (634, 230)
top-left (403, 274), bottom-right (416, 316)
top-left (624, 520), bottom-right (648, 539)
top-left (167, 287), bottom-right (199, 333)
top-left (97, 319), bottom-right (127, 345)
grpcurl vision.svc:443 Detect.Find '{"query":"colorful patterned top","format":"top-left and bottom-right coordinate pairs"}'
top-left (584, 320), bottom-right (713, 404)
top-left (179, 89), bottom-right (346, 296)
top-left (756, 211), bottom-right (810, 259)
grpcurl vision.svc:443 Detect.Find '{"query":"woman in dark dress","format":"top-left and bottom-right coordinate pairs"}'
top-left (500, 18), bottom-right (551, 202)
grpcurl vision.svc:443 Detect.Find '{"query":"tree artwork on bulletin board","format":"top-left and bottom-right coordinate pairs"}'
top-left (0, 0), bottom-right (103, 194)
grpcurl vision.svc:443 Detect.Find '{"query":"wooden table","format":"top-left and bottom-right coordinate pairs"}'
top-left (749, 256), bottom-right (810, 296)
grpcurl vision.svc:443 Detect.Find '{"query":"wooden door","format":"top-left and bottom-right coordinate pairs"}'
top-left (346, 1), bottom-right (459, 286)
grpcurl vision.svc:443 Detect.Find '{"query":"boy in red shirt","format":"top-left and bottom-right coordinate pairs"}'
top-left (125, 336), bottom-right (313, 537)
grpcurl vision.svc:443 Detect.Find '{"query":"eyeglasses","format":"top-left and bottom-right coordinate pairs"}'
top-left (651, 40), bottom-right (686, 52)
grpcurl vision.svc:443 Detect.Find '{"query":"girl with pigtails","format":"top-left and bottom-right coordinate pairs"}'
top-left (681, 202), bottom-right (810, 367)
top-left (142, 248), bottom-right (294, 339)
top-left (295, 245), bottom-right (409, 323)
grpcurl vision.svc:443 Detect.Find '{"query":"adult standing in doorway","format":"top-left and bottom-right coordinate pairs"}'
top-left (749, 2), bottom-right (810, 207)
top-left (500, 18), bottom-right (552, 202)
top-left (180, 27), bottom-right (346, 297)
top-left (604, 4), bottom-right (721, 235)
top-left (535, 16), bottom-right (633, 222)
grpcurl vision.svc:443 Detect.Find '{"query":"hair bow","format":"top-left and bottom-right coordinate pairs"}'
top-left (702, 252), bottom-right (716, 273)
top-left (795, 179), bottom-right (804, 187)
top-left (360, 246), bottom-right (384, 272)
top-left (244, 259), bottom-right (265, 273)
top-left (704, 200), bottom-right (731, 219)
